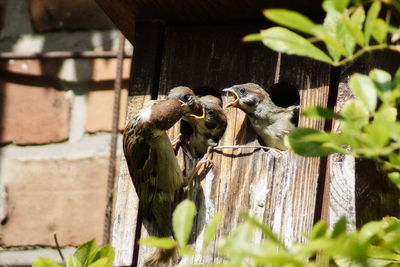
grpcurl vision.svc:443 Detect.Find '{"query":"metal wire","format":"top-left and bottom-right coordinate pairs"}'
top-left (103, 33), bottom-right (126, 244)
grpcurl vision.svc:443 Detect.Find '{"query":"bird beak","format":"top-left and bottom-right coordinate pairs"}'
top-left (222, 88), bottom-right (239, 109)
top-left (186, 103), bottom-right (205, 120)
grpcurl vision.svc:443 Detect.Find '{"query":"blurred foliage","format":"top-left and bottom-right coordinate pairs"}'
top-left (143, 200), bottom-right (400, 266)
top-left (32, 239), bottom-right (114, 267)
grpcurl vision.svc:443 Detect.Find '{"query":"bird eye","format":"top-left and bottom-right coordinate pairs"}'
top-left (207, 110), bottom-right (214, 116)
top-left (239, 88), bottom-right (246, 94)
top-left (183, 94), bottom-right (190, 101)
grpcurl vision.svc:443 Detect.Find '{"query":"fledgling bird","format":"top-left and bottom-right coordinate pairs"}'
top-left (223, 83), bottom-right (299, 150)
top-left (184, 95), bottom-right (227, 157)
top-left (167, 86), bottom-right (203, 118)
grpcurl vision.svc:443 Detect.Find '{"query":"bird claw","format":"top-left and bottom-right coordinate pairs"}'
top-left (171, 133), bottom-right (182, 151)
top-left (185, 146), bottom-right (214, 186)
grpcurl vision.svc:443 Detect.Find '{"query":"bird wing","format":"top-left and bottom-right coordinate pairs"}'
top-left (123, 117), bottom-right (158, 218)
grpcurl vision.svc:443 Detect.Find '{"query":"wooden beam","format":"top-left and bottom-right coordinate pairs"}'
top-left (95, 0), bottom-right (136, 44)
top-left (95, 0), bottom-right (325, 44)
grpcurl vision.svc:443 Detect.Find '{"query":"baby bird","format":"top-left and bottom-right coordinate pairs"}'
top-left (123, 98), bottom-right (185, 237)
top-left (184, 95), bottom-right (227, 157)
top-left (223, 83), bottom-right (299, 150)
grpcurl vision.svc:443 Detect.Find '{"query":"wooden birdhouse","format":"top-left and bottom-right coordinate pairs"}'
top-left (95, 0), bottom-right (400, 266)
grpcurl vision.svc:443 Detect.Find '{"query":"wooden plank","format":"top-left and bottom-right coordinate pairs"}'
top-left (354, 51), bottom-right (400, 227)
top-left (322, 50), bottom-right (400, 229)
top-left (275, 55), bottom-right (331, 242)
top-left (111, 23), bottom-right (163, 267)
top-left (95, 0), bottom-right (325, 44)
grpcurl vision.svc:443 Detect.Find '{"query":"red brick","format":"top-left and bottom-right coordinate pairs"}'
top-left (0, 60), bottom-right (70, 145)
top-left (1, 157), bottom-right (110, 247)
top-left (86, 58), bottom-right (130, 133)
top-left (30, 0), bottom-right (114, 32)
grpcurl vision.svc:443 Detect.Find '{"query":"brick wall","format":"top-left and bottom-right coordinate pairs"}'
top-left (0, 0), bottom-right (132, 265)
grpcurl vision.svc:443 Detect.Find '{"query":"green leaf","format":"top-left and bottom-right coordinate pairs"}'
top-left (369, 69), bottom-right (392, 101)
top-left (331, 217), bottom-right (347, 238)
top-left (359, 221), bottom-right (383, 243)
top-left (74, 239), bottom-right (99, 266)
top-left (87, 258), bottom-right (110, 267)
top-left (343, 16), bottom-right (364, 46)
top-left (309, 220), bottom-right (328, 240)
top-left (389, 153), bottom-right (400, 167)
top-left (365, 123), bottom-right (390, 147)
top-left (178, 246), bottom-right (195, 256)
top-left (322, 0), bottom-right (351, 12)
top-left (337, 18), bottom-right (357, 55)
top-left (351, 6), bottom-right (366, 31)
top-left (242, 33), bottom-right (263, 42)
top-left (203, 212), bottom-right (223, 250)
top-left (393, 67), bottom-right (400, 89)
top-left (364, 1), bottom-right (381, 45)
top-left (373, 106), bottom-right (397, 126)
top-left (259, 27), bottom-right (333, 64)
top-left (241, 213), bottom-right (282, 245)
top-left (286, 128), bottom-right (342, 157)
top-left (139, 237), bottom-right (177, 249)
top-left (32, 258), bottom-right (63, 267)
top-left (340, 99), bottom-right (369, 131)
top-left (263, 9), bottom-right (317, 35)
top-left (388, 172), bottom-right (400, 189)
top-left (91, 245), bottom-right (114, 266)
top-left (371, 18), bottom-right (388, 43)
top-left (349, 73), bottom-right (377, 112)
top-left (173, 199), bottom-right (196, 247)
top-left (302, 106), bottom-right (343, 119)
top-left (367, 245), bottom-right (400, 261)
top-left (67, 256), bottom-right (83, 267)
top-left (253, 252), bottom-right (304, 266)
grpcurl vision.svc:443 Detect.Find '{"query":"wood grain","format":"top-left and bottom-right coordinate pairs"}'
top-left (95, 0), bottom-right (325, 45)
top-left (322, 51), bottom-right (400, 230)
top-left (111, 24), bottom-right (161, 267)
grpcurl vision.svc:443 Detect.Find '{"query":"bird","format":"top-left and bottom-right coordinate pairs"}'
top-left (167, 86), bottom-right (206, 148)
top-left (184, 95), bottom-right (227, 158)
top-left (223, 83), bottom-right (299, 150)
top-left (123, 98), bottom-right (185, 237)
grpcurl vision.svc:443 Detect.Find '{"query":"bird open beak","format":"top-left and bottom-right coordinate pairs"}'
top-left (186, 103), bottom-right (205, 120)
top-left (222, 88), bottom-right (239, 109)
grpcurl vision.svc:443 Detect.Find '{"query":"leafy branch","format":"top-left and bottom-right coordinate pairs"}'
top-left (141, 200), bottom-right (400, 267)
top-left (244, 0), bottom-right (400, 66)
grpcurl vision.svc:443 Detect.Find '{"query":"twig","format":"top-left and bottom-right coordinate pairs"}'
top-left (212, 145), bottom-right (273, 151)
top-left (53, 232), bottom-right (66, 266)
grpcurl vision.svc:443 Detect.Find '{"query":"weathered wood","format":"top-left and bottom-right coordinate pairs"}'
top-left (322, 51), bottom-right (400, 230)
top-left (323, 67), bottom-right (356, 230)
top-left (95, 0), bottom-right (325, 46)
top-left (355, 51), bottom-right (400, 227)
top-left (111, 24), bottom-right (161, 267)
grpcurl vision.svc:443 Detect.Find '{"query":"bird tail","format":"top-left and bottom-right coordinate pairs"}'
top-left (143, 247), bottom-right (180, 267)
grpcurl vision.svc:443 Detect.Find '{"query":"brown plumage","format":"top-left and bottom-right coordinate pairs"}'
top-left (223, 83), bottom-right (299, 150)
top-left (123, 98), bottom-right (184, 236)
top-left (184, 95), bottom-right (227, 157)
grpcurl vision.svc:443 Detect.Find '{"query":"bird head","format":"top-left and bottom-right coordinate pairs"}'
top-left (168, 86), bottom-right (205, 120)
top-left (223, 83), bottom-right (269, 113)
top-left (186, 95), bottom-right (227, 136)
